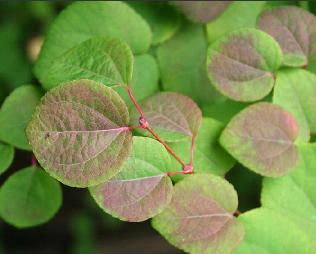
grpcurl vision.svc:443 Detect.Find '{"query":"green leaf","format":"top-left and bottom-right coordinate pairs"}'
top-left (220, 102), bottom-right (299, 177)
top-left (206, 1), bottom-right (266, 44)
top-left (128, 2), bottom-right (181, 45)
top-left (273, 69), bottom-right (316, 142)
top-left (152, 174), bottom-right (244, 254)
top-left (26, 80), bottom-right (132, 188)
top-left (37, 38), bottom-right (134, 91)
top-left (207, 28), bottom-right (282, 102)
top-left (0, 85), bottom-right (42, 150)
top-left (90, 137), bottom-right (173, 222)
top-left (34, 1), bottom-right (151, 83)
top-left (0, 142), bottom-right (14, 175)
top-left (0, 166), bottom-right (62, 228)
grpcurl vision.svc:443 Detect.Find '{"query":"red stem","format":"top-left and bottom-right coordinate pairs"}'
top-left (31, 154), bottom-right (37, 166)
top-left (189, 135), bottom-right (195, 167)
top-left (126, 86), bottom-right (144, 118)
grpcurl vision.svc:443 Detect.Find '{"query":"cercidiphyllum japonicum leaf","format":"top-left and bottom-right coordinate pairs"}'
top-left (0, 85), bottom-right (42, 150)
top-left (0, 166), bottom-right (62, 228)
top-left (89, 137), bottom-right (173, 222)
top-left (131, 92), bottom-right (202, 142)
top-left (34, 1), bottom-right (152, 84)
top-left (0, 142), bottom-right (14, 175)
top-left (26, 79), bottom-right (132, 188)
top-left (152, 174), bottom-right (244, 254)
top-left (172, 1), bottom-right (232, 24)
top-left (273, 69), bottom-right (316, 142)
top-left (257, 6), bottom-right (316, 67)
top-left (206, 1), bottom-right (266, 44)
top-left (128, 2), bottom-right (181, 45)
top-left (207, 28), bottom-right (283, 102)
top-left (220, 102), bottom-right (299, 177)
top-left (37, 38), bottom-right (134, 91)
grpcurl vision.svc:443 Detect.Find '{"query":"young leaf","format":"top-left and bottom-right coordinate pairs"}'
top-left (0, 85), bottom-right (42, 150)
top-left (273, 69), bottom-right (316, 142)
top-left (258, 6), bottom-right (316, 67)
top-left (207, 28), bottom-right (282, 102)
top-left (172, 1), bottom-right (232, 23)
top-left (0, 166), bottom-right (62, 228)
top-left (0, 142), bottom-right (14, 175)
top-left (131, 92), bottom-right (202, 142)
top-left (152, 174), bottom-right (244, 254)
top-left (26, 79), bottom-right (132, 187)
top-left (37, 38), bottom-right (134, 91)
top-left (89, 137), bottom-right (173, 222)
top-left (220, 102), bottom-right (299, 177)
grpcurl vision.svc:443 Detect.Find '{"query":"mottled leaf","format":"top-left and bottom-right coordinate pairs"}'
top-left (90, 137), bottom-right (173, 222)
top-left (0, 85), bottom-right (42, 150)
top-left (258, 6), bottom-right (316, 67)
top-left (207, 28), bottom-right (282, 102)
top-left (172, 1), bottom-right (232, 23)
top-left (152, 174), bottom-right (244, 254)
top-left (26, 80), bottom-right (132, 187)
top-left (131, 92), bottom-right (202, 142)
top-left (0, 142), bottom-right (14, 175)
top-left (37, 38), bottom-right (134, 90)
top-left (0, 166), bottom-right (62, 228)
top-left (220, 102), bottom-right (299, 177)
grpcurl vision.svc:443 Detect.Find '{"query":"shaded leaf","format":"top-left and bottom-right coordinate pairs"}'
top-left (207, 28), bottom-right (282, 102)
top-left (26, 79), bottom-right (132, 187)
top-left (0, 142), bottom-right (14, 175)
top-left (152, 174), bottom-right (244, 254)
top-left (0, 166), bottom-right (62, 228)
top-left (90, 137), bottom-right (173, 222)
top-left (220, 102), bottom-right (299, 177)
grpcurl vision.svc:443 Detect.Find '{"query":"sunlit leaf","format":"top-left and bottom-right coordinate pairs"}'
top-left (0, 142), bottom-right (14, 175)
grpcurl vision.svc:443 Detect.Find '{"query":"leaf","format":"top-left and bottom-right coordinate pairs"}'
top-left (152, 174), bottom-right (244, 254)
top-left (0, 142), bottom-right (14, 175)
top-left (37, 38), bottom-right (134, 91)
top-left (273, 69), bottom-right (316, 142)
top-left (172, 1), bottom-right (232, 23)
top-left (207, 28), bottom-right (282, 102)
top-left (26, 79), bottom-right (132, 187)
top-left (0, 85), bottom-right (42, 150)
top-left (258, 6), bottom-right (316, 67)
top-left (0, 166), bottom-right (62, 228)
top-left (131, 92), bottom-right (202, 142)
top-left (34, 1), bottom-right (151, 82)
top-left (89, 137), bottom-right (173, 222)
top-left (206, 2), bottom-right (266, 44)
top-left (220, 102), bottom-right (299, 177)
top-left (128, 2), bottom-right (181, 45)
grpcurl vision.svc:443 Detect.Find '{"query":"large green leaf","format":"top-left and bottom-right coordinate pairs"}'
top-left (0, 142), bottom-right (14, 175)
top-left (0, 166), bottom-right (62, 228)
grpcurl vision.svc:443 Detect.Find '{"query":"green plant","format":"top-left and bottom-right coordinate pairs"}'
top-left (1, 1), bottom-right (316, 254)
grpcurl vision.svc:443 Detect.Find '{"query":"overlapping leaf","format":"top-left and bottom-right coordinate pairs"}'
top-left (0, 142), bottom-right (14, 175)
top-left (26, 80), bottom-right (132, 187)
top-left (220, 102), bottom-right (299, 176)
top-left (90, 137), bottom-right (173, 222)
top-left (152, 174), bottom-right (244, 254)
top-left (0, 166), bottom-right (62, 228)
top-left (207, 28), bottom-right (282, 102)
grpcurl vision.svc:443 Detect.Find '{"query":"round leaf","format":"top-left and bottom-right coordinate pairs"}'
top-left (0, 142), bottom-right (14, 175)
top-left (0, 167), bottom-right (62, 228)
top-left (26, 79), bottom-right (132, 187)
top-left (90, 137), bottom-right (173, 222)
top-left (207, 28), bottom-right (282, 102)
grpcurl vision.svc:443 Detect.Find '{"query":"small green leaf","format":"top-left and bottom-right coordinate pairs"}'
top-left (90, 137), bottom-right (173, 222)
top-left (0, 85), bottom-right (42, 150)
top-left (0, 166), bottom-right (62, 228)
top-left (152, 174), bottom-right (244, 254)
top-left (207, 28), bottom-right (282, 102)
top-left (0, 142), bottom-right (14, 175)
top-left (26, 80), bottom-right (132, 187)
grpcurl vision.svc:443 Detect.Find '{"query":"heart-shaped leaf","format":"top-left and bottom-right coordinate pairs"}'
top-left (0, 166), bottom-right (62, 228)
top-left (220, 102), bottom-right (299, 176)
top-left (26, 79), bottom-right (132, 187)
top-left (207, 28), bottom-right (282, 102)
top-left (90, 137), bottom-right (173, 222)
top-left (258, 6), bottom-right (316, 67)
top-left (0, 142), bottom-right (14, 175)
top-left (152, 174), bottom-right (244, 254)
